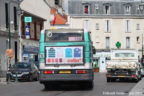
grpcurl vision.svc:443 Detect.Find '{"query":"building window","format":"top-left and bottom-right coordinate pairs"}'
top-left (137, 36), bottom-right (140, 43)
top-left (95, 4), bottom-right (99, 14)
top-left (136, 24), bottom-right (140, 30)
top-left (126, 20), bottom-right (130, 32)
top-left (5, 3), bottom-right (8, 28)
top-left (126, 37), bottom-right (130, 48)
top-left (55, 0), bottom-right (59, 5)
top-left (14, 7), bottom-right (17, 30)
top-left (139, 5), bottom-right (144, 11)
top-left (106, 37), bottom-right (110, 49)
top-left (84, 5), bottom-right (89, 14)
top-left (105, 5), bottom-right (110, 14)
top-left (125, 5), bottom-right (131, 14)
top-left (96, 23), bottom-right (99, 30)
top-left (105, 20), bottom-right (110, 32)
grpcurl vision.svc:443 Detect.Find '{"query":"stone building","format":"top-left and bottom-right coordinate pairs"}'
top-left (0, 0), bottom-right (20, 74)
top-left (62, 0), bottom-right (144, 71)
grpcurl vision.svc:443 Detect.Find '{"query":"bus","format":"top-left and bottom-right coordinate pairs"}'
top-left (39, 28), bottom-right (94, 89)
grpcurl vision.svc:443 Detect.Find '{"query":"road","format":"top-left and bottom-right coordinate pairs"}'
top-left (0, 73), bottom-right (137, 96)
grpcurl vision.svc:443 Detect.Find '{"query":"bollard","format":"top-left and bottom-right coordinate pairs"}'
top-left (15, 72), bottom-right (18, 82)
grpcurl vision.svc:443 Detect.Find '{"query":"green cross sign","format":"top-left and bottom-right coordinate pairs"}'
top-left (116, 41), bottom-right (121, 48)
top-left (24, 17), bottom-right (32, 23)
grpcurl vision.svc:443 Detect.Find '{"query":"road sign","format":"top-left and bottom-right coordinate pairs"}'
top-left (25, 25), bottom-right (30, 39)
top-left (6, 49), bottom-right (14, 59)
top-left (24, 17), bottom-right (32, 23)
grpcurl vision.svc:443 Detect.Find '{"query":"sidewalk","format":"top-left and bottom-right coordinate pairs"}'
top-left (0, 78), bottom-right (7, 85)
top-left (129, 78), bottom-right (144, 96)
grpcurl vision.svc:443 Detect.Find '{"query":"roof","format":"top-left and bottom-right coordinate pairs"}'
top-left (22, 10), bottom-right (47, 21)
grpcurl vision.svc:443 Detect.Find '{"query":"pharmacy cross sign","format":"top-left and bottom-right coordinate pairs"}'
top-left (116, 41), bottom-right (121, 48)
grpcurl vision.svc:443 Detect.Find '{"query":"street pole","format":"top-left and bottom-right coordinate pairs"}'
top-left (142, 34), bottom-right (143, 57)
top-left (7, 1), bottom-right (11, 83)
top-left (142, 34), bottom-right (144, 66)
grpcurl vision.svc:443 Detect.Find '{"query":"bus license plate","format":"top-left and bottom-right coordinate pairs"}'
top-left (59, 71), bottom-right (71, 74)
top-left (118, 75), bottom-right (126, 77)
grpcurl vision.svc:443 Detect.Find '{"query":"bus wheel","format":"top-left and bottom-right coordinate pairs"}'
top-left (107, 78), bottom-right (111, 82)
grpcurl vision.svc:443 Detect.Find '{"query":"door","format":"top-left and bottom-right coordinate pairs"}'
top-left (99, 57), bottom-right (106, 72)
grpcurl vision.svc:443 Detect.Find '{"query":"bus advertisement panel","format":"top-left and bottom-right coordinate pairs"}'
top-left (45, 46), bottom-right (83, 64)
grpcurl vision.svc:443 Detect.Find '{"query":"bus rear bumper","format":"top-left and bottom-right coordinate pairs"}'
top-left (39, 69), bottom-right (93, 83)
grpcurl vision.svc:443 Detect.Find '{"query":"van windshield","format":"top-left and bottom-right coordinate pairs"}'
top-left (45, 32), bottom-right (84, 42)
top-left (115, 53), bottom-right (135, 57)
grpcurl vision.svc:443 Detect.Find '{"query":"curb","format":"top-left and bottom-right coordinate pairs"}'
top-left (129, 78), bottom-right (144, 96)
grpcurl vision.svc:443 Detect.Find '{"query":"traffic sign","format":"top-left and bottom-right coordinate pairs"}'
top-left (6, 49), bottom-right (14, 59)
top-left (24, 17), bottom-right (32, 23)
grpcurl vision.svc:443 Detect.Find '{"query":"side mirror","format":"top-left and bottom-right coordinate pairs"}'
top-left (92, 46), bottom-right (96, 54)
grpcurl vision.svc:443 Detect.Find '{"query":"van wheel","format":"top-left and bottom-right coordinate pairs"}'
top-left (29, 76), bottom-right (33, 82)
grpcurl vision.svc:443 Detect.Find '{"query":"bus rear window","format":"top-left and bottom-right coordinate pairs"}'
top-left (45, 32), bottom-right (84, 42)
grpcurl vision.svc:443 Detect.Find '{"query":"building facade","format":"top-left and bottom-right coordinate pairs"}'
top-left (0, 0), bottom-right (20, 74)
top-left (20, 11), bottom-right (45, 64)
top-left (65, 0), bottom-right (144, 58)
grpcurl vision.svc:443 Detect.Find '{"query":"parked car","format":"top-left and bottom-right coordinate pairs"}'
top-left (7, 62), bottom-right (38, 81)
top-left (140, 62), bottom-right (144, 77)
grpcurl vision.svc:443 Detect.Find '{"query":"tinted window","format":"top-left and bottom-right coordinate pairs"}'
top-left (13, 63), bottom-right (31, 69)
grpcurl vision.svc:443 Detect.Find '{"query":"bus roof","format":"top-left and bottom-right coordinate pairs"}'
top-left (45, 29), bottom-right (83, 33)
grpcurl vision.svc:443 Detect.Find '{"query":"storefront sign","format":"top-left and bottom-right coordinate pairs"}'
top-left (23, 46), bottom-right (39, 54)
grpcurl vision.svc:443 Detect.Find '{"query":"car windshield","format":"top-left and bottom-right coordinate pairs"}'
top-left (12, 63), bottom-right (31, 69)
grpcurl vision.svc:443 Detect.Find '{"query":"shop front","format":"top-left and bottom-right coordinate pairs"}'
top-left (93, 50), bottom-right (111, 72)
top-left (22, 45), bottom-right (39, 66)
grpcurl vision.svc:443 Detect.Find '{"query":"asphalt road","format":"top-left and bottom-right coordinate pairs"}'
top-left (0, 73), bottom-right (137, 96)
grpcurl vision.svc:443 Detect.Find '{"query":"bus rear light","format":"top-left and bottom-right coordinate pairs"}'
top-left (76, 70), bottom-right (86, 74)
top-left (132, 75), bottom-right (136, 77)
top-left (43, 70), bottom-right (53, 74)
top-left (106, 74), bottom-right (111, 77)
